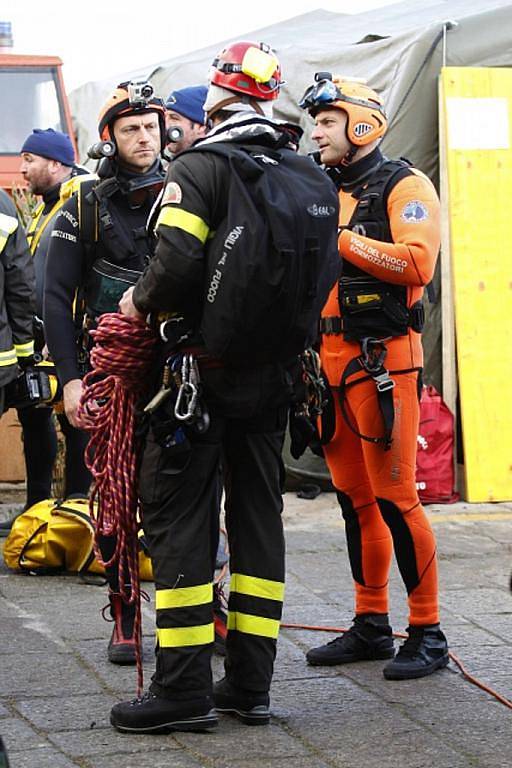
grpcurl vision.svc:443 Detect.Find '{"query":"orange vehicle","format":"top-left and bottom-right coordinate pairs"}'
top-left (0, 53), bottom-right (76, 190)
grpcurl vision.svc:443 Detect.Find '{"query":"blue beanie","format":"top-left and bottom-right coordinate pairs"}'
top-left (21, 128), bottom-right (75, 166)
top-left (165, 85), bottom-right (207, 126)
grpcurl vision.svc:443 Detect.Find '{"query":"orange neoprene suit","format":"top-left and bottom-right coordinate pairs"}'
top-left (320, 156), bottom-right (441, 626)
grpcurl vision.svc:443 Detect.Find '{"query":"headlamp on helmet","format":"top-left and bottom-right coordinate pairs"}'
top-left (299, 72), bottom-right (387, 146)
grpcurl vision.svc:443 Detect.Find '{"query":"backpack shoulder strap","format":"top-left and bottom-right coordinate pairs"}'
top-left (77, 178), bottom-right (100, 278)
top-left (77, 178), bottom-right (99, 247)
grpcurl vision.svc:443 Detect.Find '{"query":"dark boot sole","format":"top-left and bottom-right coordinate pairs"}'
top-left (111, 711), bottom-right (218, 734)
top-left (215, 705), bottom-right (270, 726)
top-left (307, 648), bottom-right (395, 666)
top-left (383, 653), bottom-right (449, 680)
top-left (108, 646), bottom-right (137, 665)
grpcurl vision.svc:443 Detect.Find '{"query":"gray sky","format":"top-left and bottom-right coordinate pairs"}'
top-left (3, 0), bottom-right (398, 91)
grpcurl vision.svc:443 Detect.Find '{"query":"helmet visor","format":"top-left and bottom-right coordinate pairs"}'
top-left (299, 79), bottom-right (341, 111)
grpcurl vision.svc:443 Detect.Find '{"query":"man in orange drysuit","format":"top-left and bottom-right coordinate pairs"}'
top-left (299, 74), bottom-right (449, 679)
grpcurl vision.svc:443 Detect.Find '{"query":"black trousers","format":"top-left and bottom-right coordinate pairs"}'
top-left (17, 407), bottom-right (91, 507)
top-left (139, 402), bottom-right (288, 701)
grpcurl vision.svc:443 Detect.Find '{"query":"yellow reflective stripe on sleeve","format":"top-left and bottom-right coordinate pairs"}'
top-left (156, 623), bottom-right (214, 647)
top-left (227, 611), bottom-right (280, 639)
top-left (156, 583), bottom-right (212, 610)
top-left (0, 213), bottom-right (18, 236)
top-left (0, 213), bottom-right (18, 253)
top-left (0, 348), bottom-right (17, 366)
top-left (230, 573), bottom-right (285, 602)
top-left (15, 341), bottom-right (35, 358)
top-left (156, 207), bottom-right (209, 244)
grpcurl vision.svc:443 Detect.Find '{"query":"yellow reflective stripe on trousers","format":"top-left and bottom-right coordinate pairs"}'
top-left (156, 206), bottom-right (209, 244)
top-left (156, 583), bottom-right (212, 610)
top-left (230, 573), bottom-right (285, 602)
top-left (227, 611), bottom-right (280, 639)
top-left (0, 348), bottom-right (17, 366)
top-left (156, 623), bottom-right (214, 647)
top-left (15, 341), bottom-right (35, 358)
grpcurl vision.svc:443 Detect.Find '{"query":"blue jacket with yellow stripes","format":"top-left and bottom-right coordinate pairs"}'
top-left (0, 190), bottom-right (36, 387)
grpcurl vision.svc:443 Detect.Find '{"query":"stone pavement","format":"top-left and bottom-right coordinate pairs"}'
top-left (1, 491), bottom-right (511, 768)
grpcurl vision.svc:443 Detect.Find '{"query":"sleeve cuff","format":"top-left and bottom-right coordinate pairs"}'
top-left (15, 340), bottom-right (35, 358)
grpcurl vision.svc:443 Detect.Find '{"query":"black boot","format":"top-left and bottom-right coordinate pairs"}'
top-left (106, 591), bottom-right (137, 665)
top-left (111, 692), bottom-right (218, 734)
top-left (0, 735), bottom-right (10, 767)
top-left (306, 614), bottom-right (395, 666)
top-left (213, 677), bottom-right (270, 725)
top-left (383, 624), bottom-right (449, 680)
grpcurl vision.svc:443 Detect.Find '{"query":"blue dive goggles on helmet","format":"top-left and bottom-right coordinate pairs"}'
top-left (299, 75), bottom-right (341, 110)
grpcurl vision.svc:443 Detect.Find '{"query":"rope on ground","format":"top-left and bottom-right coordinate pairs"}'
top-left (280, 622), bottom-right (512, 711)
top-left (78, 312), bottom-right (157, 695)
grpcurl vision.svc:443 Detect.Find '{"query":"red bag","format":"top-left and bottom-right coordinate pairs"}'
top-left (416, 385), bottom-right (459, 504)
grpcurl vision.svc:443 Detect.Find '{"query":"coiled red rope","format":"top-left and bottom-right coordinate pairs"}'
top-left (78, 312), bottom-right (157, 694)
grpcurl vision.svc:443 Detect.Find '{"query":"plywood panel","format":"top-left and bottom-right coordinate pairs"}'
top-left (440, 67), bottom-right (512, 501)
top-left (0, 409), bottom-right (25, 482)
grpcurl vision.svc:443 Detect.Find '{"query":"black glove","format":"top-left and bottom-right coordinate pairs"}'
top-left (289, 410), bottom-right (317, 461)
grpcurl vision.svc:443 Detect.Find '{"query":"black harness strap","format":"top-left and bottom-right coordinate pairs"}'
top-left (338, 339), bottom-right (395, 450)
top-left (337, 340), bottom-right (421, 451)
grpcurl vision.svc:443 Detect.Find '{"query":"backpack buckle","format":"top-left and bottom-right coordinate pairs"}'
top-left (252, 153), bottom-right (279, 166)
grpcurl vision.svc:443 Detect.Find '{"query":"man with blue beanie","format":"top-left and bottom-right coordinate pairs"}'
top-left (165, 85), bottom-right (207, 156)
top-left (21, 128), bottom-right (75, 173)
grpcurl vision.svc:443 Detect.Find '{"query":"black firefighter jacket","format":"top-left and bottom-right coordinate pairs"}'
top-left (0, 189), bottom-right (36, 387)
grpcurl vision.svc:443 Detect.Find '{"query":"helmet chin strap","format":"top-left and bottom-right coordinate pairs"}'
top-left (341, 144), bottom-right (358, 167)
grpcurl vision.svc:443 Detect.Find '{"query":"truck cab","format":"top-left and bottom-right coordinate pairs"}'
top-left (0, 54), bottom-right (76, 190)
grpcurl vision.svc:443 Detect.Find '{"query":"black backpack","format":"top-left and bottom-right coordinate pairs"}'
top-left (192, 142), bottom-right (341, 366)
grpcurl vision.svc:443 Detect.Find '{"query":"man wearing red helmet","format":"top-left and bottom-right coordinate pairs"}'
top-left (113, 41), bottom-right (322, 734)
top-left (298, 74), bottom-right (448, 680)
top-left (44, 80), bottom-right (166, 665)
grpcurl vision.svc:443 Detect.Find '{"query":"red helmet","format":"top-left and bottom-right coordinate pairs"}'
top-left (98, 81), bottom-right (167, 149)
top-left (210, 41), bottom-right (282, 101)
